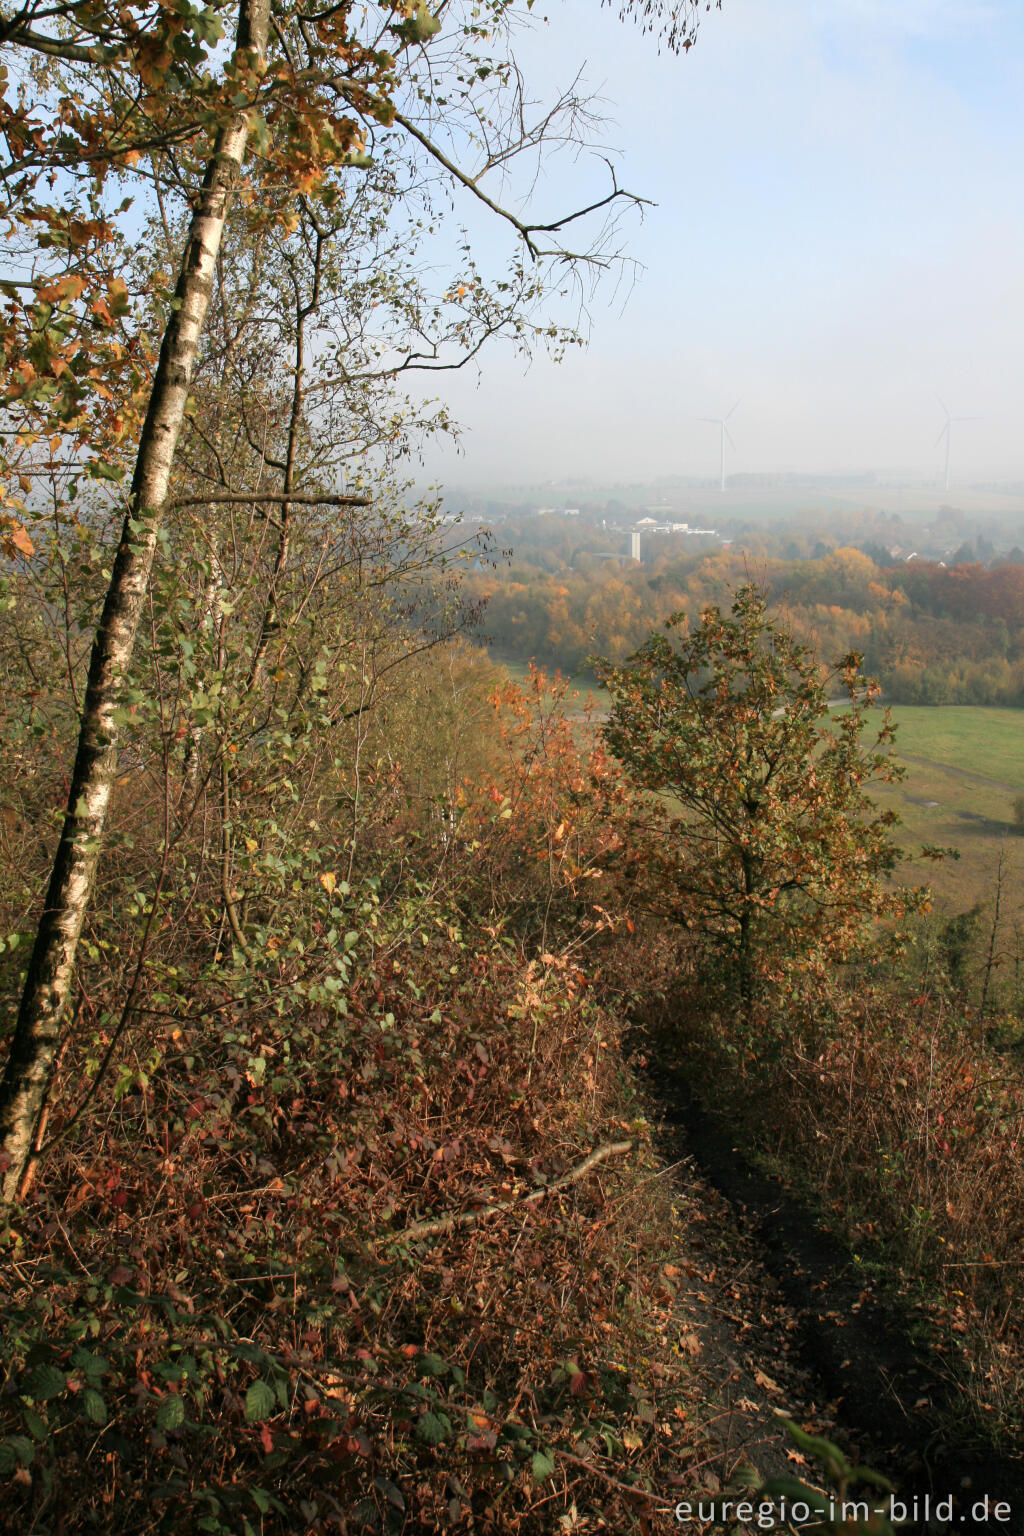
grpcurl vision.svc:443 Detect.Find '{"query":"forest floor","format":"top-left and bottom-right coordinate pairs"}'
top-left (655, 1079), bottom-right (1024, 1536)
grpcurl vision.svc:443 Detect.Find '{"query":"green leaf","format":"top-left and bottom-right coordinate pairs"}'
top-left (531, 1448), bottom-right (556, 1483)
top-left (415, 1411), bottom-right (449, 1446)
top-left (849, 1464), bottom-right (894, 1492)
top-left (394, 3), bottom-right (441, 43)
top-left (86, 458), bottom-right (126, 483)
top-left (246, 1055), bottom-right (266, 1084)
top-left (81, 1388), bottom-right (107, 1425)
top-left (373, 1477), bottom-right (405, 1510)
top-left (245, 1380), bottom-right (276, 1424)
top-left (22, 1408), bottom-right (48, 1442)
top-left (779, 1418), bottom-right (851, 1480)
top-left (728, 1463), bottom-right (761, 1489)
top-left (156, 1394), bottom-right (185, 1431)
top-left (755, 1476), bottom-right (830, 1512)
top-left (0, 1436), bottom-right (33, 1474)
top-left (25, 1364), bottom-right (66, 1401)
top-left (248, 111), bottom-right (271, 156)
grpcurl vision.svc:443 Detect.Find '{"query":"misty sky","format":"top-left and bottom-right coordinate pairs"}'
top-left (415, 0), bottom-right (1024, 489)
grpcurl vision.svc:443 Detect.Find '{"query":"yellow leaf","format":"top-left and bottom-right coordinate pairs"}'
top-left (320, 871), bottom-right (337, 894)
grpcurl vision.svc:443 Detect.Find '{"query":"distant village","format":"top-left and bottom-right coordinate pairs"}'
top-left (533, 507), bottom-right (719, 536)
top-left (439, 500), bottom-right (727, 560)
top-left (428, 477), bottom-right (1024, 571)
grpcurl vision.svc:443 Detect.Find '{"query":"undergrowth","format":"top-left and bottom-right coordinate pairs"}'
top-left (644, 954), bottom-right (1024, 1448)
top-left (1, 915), bottom-right (706, 1533)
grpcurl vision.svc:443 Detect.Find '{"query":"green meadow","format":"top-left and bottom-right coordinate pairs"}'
top-left (884, 705), bottom-right (1024, 792)
top-left (854, 705), bottom-right (1024, 915)
top-left (497, 660), bottom-right (1023, 919)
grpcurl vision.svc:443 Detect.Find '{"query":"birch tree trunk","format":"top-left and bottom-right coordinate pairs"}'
top-left (0, 0), bottom-right (270, 1203)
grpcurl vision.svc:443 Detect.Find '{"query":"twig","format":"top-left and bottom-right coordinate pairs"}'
top-left (172, 491), bottom-right (370, 507)
top-left (940, 1258), bottom-right (1020, 1268)
top-left (606, 1156), bottom-right (687, 1211)
top-left (553, 1446), bottom-right (664, 1505)
top-left (381, 1140), bottom-right (634, 1247)
top-left (52, 1213), bottom-right (92, 1277)
top-left (389, 109), bottom-right (649, 262)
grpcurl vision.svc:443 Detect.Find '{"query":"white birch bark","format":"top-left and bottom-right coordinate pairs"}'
top-left (0, 0), bottom-right (270, 1202)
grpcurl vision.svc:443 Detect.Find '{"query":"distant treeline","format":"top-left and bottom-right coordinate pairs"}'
top-left (462, 538), bottom-right (1024, 706)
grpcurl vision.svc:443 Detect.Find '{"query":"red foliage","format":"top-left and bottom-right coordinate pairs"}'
top-left (0, 925), bottom-right (700, 1531)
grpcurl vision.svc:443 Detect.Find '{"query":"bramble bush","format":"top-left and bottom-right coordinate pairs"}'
top-left (0, 908), bottom-right (707, 1533)
top-left (649, 964), bottom-right (1024, 1444)
top-left (0, 665), bottom-right (709, 1532)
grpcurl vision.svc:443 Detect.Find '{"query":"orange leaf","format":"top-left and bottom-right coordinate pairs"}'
top-left (3, 522), bottom-right (34, 559)
top-left (37, 273), bottom-right (87, 303)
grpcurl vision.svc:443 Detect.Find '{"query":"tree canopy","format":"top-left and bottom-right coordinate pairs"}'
top-left (599, 584), bottom-right (920, 1007)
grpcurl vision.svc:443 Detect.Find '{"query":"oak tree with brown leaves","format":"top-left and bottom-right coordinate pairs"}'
top-left (600, 585), bottom-right (920, 1010)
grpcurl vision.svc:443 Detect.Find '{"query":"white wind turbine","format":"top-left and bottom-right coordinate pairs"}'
top-left (935, 395), bottom-right (980, 494)
top-left (698, 400), bottom-right (740, 492)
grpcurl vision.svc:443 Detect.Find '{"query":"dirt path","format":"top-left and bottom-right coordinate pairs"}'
top-left (655, 1078), bottom-right (1024, 1535)
top-left (898, 752), bottom-right (1024, 798)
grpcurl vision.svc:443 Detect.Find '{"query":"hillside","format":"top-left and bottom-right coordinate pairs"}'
top-left (3, 4), bottom-right (1024, 1532)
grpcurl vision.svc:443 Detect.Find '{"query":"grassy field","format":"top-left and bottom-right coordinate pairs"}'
top-left (493, 656), bottom-right (611, 716)
top-left (883, 706), bottom-right (1024, 792)
top-left (869, 705), bottom-right (1024, 916)
top-left (493, 659), bottom-right (1024, 921)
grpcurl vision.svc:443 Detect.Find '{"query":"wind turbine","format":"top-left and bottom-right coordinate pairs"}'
top-left (935, 395), bottom-right (980, 494)
top-left (698, 400), bottom-right (740, 492)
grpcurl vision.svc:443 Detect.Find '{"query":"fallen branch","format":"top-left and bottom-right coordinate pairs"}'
top-left (381, 1140), bottom-right (634, 1248)
top-left (554, 1446), bottom-right (663, 1505)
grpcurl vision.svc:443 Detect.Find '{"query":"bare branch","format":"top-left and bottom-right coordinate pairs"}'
top-left (390, 108), bottom-right (651, 262)
top-left (380, 1140), bottom-right (634, 1247)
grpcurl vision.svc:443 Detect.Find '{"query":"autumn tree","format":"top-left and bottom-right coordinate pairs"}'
top-left (599, 585), bottom-right (918, 1010)
top-left (0, 0), bottom-right (718, 1198)
top-left (454, 667), bottom-right (636, 953)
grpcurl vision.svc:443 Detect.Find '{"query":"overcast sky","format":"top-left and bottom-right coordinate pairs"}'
top-left (414, 0), bottom-right (1024, 490)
